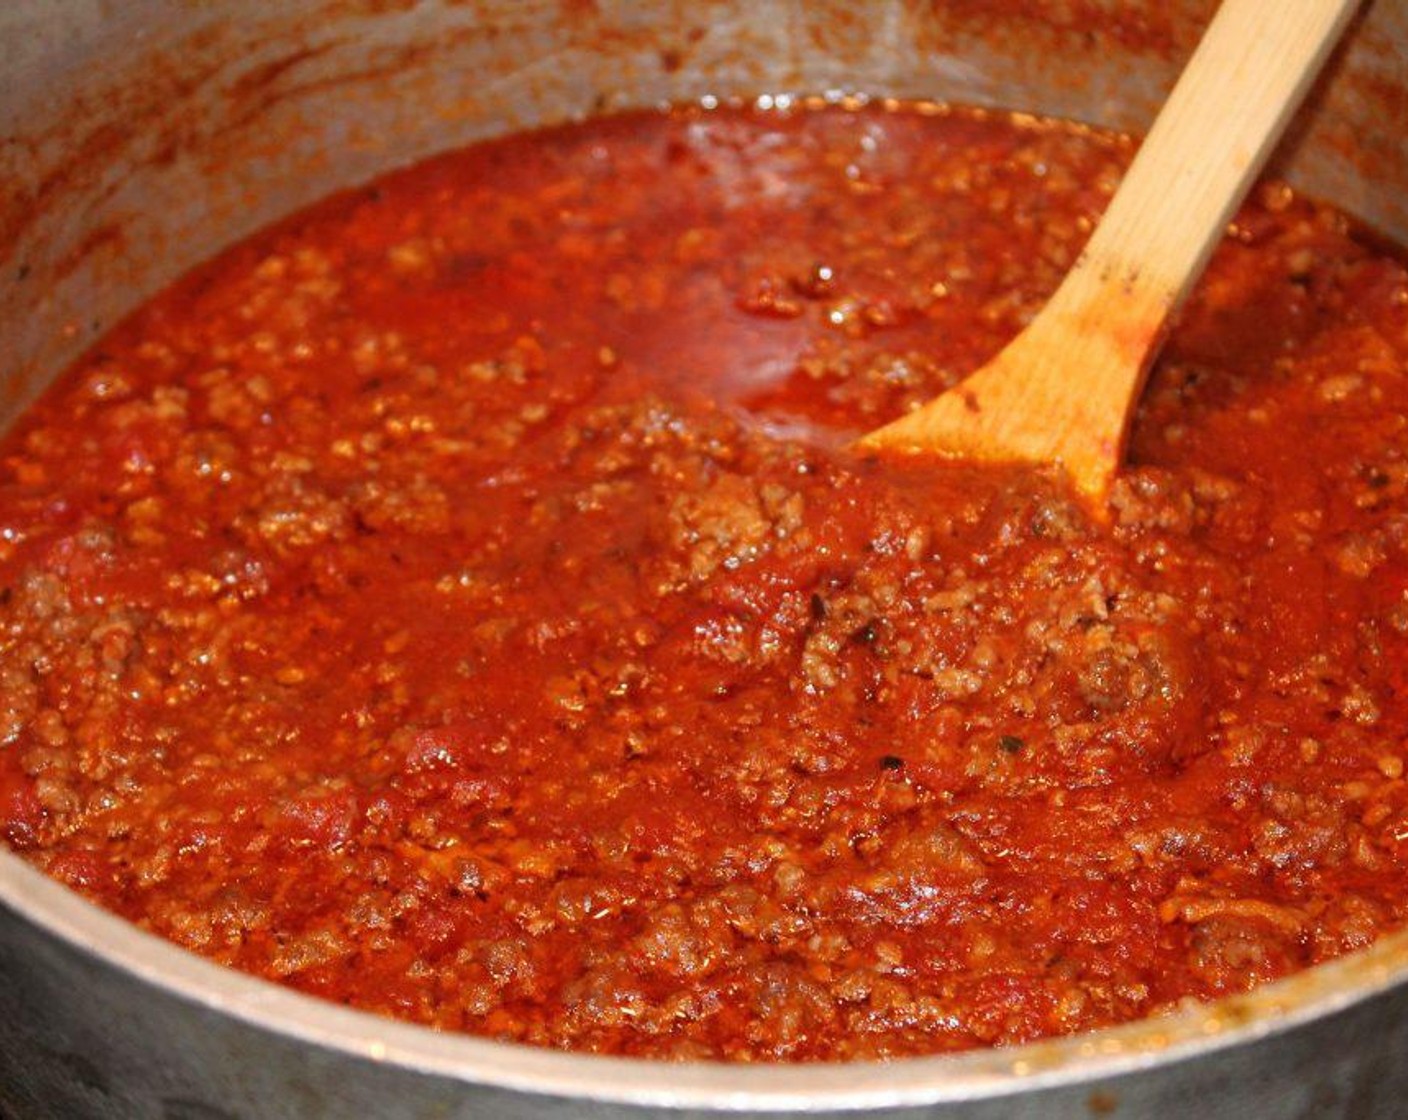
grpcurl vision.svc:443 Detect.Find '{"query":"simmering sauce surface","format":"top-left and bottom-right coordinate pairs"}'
top-left (4, 102), bottom-right (1408, 1061)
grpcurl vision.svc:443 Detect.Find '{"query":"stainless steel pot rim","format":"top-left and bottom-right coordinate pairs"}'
top-left (4, 848), bottom-right (1407, 1111)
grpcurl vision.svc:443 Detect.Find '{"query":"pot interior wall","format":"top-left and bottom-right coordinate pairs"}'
top-left (1, 0), bottom-right (1405, 430)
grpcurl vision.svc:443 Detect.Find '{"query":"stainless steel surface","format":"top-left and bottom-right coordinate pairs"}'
top-left (1, 2), bottom-right (1407, 1116)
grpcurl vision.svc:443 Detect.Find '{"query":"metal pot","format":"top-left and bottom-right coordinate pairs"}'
top-left (2, 3), bottom-right (1407, 1116)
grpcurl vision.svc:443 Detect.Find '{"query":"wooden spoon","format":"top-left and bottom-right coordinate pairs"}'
top-left (855, 0), bottom-right (1361, 504)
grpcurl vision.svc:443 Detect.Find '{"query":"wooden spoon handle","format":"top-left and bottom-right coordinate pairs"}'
top-left (1066, 0), bottom-right (1361, 329)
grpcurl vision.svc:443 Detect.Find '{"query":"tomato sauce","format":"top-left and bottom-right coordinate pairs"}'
top-left (3, 100), bottom-right (1408, 1060)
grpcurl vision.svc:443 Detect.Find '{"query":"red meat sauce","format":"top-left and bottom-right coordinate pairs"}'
top-left (3, 99), bottom-right (1408, 1061)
